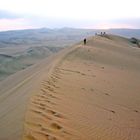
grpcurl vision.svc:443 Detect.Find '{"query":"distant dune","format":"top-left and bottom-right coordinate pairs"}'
top-left (0, 46), bottom-right (63, 81)
top-left (0, 34), bottom-right (140, 140)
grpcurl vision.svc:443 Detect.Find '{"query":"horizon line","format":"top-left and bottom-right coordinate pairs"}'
top-left (0, 27), bottom-right (140, 33)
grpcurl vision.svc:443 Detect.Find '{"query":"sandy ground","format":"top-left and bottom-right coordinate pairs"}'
top-left (23, 35), bottom-right (140, 140)
top-left (0, 46), bottom-right (74, 140)
top-left (1, 34), bottom-right (140, 140)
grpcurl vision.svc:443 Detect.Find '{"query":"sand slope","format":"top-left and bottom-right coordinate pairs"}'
top-left (22, 35), bottom-right (140, 140)
top-left (0, 46), bottom-right (75, 140)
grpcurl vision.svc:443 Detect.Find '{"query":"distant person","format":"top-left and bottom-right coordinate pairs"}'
top-left (84, 38), bottom-right (86, 45)
top-left (103, 32), bottom-right (106, 35)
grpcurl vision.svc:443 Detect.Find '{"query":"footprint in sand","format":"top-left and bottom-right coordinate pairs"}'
top-left (110, 110), bottom-right (116, 114)
top-left (45, 109), bottom-right (64, 119)
top-left (81, 73), bottom-right (86, 76)
top-left (50, 123), bottom-right (62, 130)
top-left (104, 93), bottom-right (110, 96)
top-left (134, 110), bottom-right (139, 113)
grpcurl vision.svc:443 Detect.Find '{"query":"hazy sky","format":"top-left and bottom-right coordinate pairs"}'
top-left (0, 0), bottom-right (140, 31)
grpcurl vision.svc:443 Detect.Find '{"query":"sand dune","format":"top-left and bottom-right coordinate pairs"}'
top-left (1, 34), bottom-right (140, 140)
top-left (0, 47), bottom-right (74, 140)
top-left (23, 35), bottom-right (140, 140)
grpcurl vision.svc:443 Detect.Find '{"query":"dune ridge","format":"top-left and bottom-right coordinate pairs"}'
top-left (0, 45), bottom-right (76, 140)
top-left (23, 35), bottom-right (140, 140)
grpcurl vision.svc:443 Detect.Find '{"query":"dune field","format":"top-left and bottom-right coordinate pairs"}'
top-left (0, 34), bottom-right (140, 140)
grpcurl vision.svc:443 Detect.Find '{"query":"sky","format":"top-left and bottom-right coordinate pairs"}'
top-left (0, 0), bottom-right (140, 31)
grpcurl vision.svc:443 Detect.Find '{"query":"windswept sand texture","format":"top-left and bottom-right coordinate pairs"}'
top-left (22, 35), bottom-right (140, 140)
top-left (0, 47), bottom-right (74, 140)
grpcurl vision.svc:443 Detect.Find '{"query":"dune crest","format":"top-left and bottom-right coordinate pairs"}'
top-left (23, 35), bottom-right (140, 140)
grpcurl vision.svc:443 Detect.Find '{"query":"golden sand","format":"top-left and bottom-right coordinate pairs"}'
top-left (0, 35), bottom-right (140, 140)
top-left (23, 35), bottom-right (140, 140)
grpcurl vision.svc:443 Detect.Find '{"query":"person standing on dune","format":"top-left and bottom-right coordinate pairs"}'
top-left (84, 38), bottom-right (86, 45)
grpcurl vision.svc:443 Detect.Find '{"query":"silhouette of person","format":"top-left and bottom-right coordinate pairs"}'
top-left (84, 38), bottom-right (86, 45)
